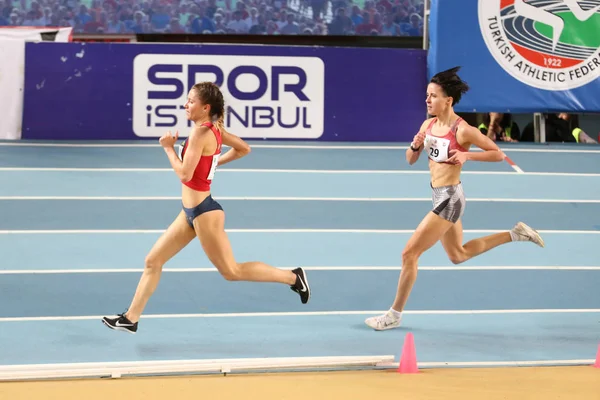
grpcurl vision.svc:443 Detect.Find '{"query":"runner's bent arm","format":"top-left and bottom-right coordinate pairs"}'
top-left (218, 130), bottom-right (251, 166)
top-left (459, 124), bottom-right (505, 162)
top-left (406, 119), bottom-right (431, 165)
top-left (163, 127), bottom-right (206, 182)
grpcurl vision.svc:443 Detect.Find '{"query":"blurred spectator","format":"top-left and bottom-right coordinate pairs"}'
top-left (381, 13), bottom-right (401, 35)
top-left (402, 11), bottom-right (421, 35)
top-left (0, 0), bottom-right (425, 36)
top-left (355, 11), bottom-right (382, 35)
top-left (479, 112), bottom-right (520, 142)
top-left (280, 12), bottom-right (299, 33)
top-left (327, 6), bottom-right (352, 34)
top-left (167, 16), bottom-right (186, 32)
top-left (107, 11), bottom-right (126, 32)
top-left (310, 0), bottom-right (327, 22)
top-left (191, 8), bottom-right (216, 33)
top-left (2, 0), bottom-right (14, 20)
top-left (556, 113), bottom-right (597, 144)
top-left (521, 113), bottom-right (598, 144)
top-left (150, 4), bottom-right (171, 31)
top-left (348, 5), bottom-right (362, 26)
top-left (129, 10), bottom-right (146, 33)
top-left (226, 10), bottom-right (248, 32)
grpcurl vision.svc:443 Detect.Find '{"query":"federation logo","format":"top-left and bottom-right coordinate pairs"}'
top-left (478, 0), bottom-right (600, 90)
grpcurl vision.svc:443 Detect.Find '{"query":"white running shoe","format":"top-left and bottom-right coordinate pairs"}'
top-left (365, 310), bottom-right (402, 331)
top-left (511, 222), bottom-right (545, 247)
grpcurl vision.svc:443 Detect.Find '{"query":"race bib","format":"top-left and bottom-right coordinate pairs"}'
top-left (207, 153), bottom-right (220, 180)
top-left (177, 139), bottom-right (186, 161)
top-left (423, 135), bottom-right (450, 162)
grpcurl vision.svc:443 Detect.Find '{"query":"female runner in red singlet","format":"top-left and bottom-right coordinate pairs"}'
top-left (365, 67), bottom-right (544, 331)
top-left (102, 82), bottom-right (310, 334)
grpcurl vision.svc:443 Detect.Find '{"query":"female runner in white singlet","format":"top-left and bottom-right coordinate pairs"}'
top-left (365, 67), bottom-right (544, 331)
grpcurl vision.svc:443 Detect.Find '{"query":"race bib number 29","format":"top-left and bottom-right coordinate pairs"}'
top-left (424, 135), bottom-right (450, 162)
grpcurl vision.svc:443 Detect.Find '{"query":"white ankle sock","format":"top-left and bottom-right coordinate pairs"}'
top-left (389, 308), bottom-right (402, 319)
top-left (509, 229), bottom-right (519, 242)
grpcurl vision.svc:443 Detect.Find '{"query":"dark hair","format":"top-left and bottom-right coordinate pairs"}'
top-left (192, 82), bottom-right (225, 131)
top-left (430, 66), bottom-right (470, 106)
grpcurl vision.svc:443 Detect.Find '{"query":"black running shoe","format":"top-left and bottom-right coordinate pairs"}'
top-left (290, 267), bottom-right (310, 304)
top-left (102, 312), bottom-right (138, 334)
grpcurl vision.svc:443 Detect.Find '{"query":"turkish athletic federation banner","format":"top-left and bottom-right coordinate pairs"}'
top-left (427, 0), bottom-right (600, 113)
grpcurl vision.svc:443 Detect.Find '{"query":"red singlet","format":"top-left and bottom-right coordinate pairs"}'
top-left (177, 122), bottom-right (222, 191)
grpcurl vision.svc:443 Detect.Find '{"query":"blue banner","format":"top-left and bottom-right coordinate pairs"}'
top-left (22, 42), bottom-right (427, 141)
top-left (427, 0), bottom-right (600, 113)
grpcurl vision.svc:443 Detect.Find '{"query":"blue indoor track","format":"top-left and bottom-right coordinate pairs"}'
top-left (0, 141), bottom-right (599, 375)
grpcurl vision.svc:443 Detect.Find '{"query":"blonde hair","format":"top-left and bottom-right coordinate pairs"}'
top-left (192, 82), bottom-right (225, 132)
top-left (214, 112), bottom-right (225, 134)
